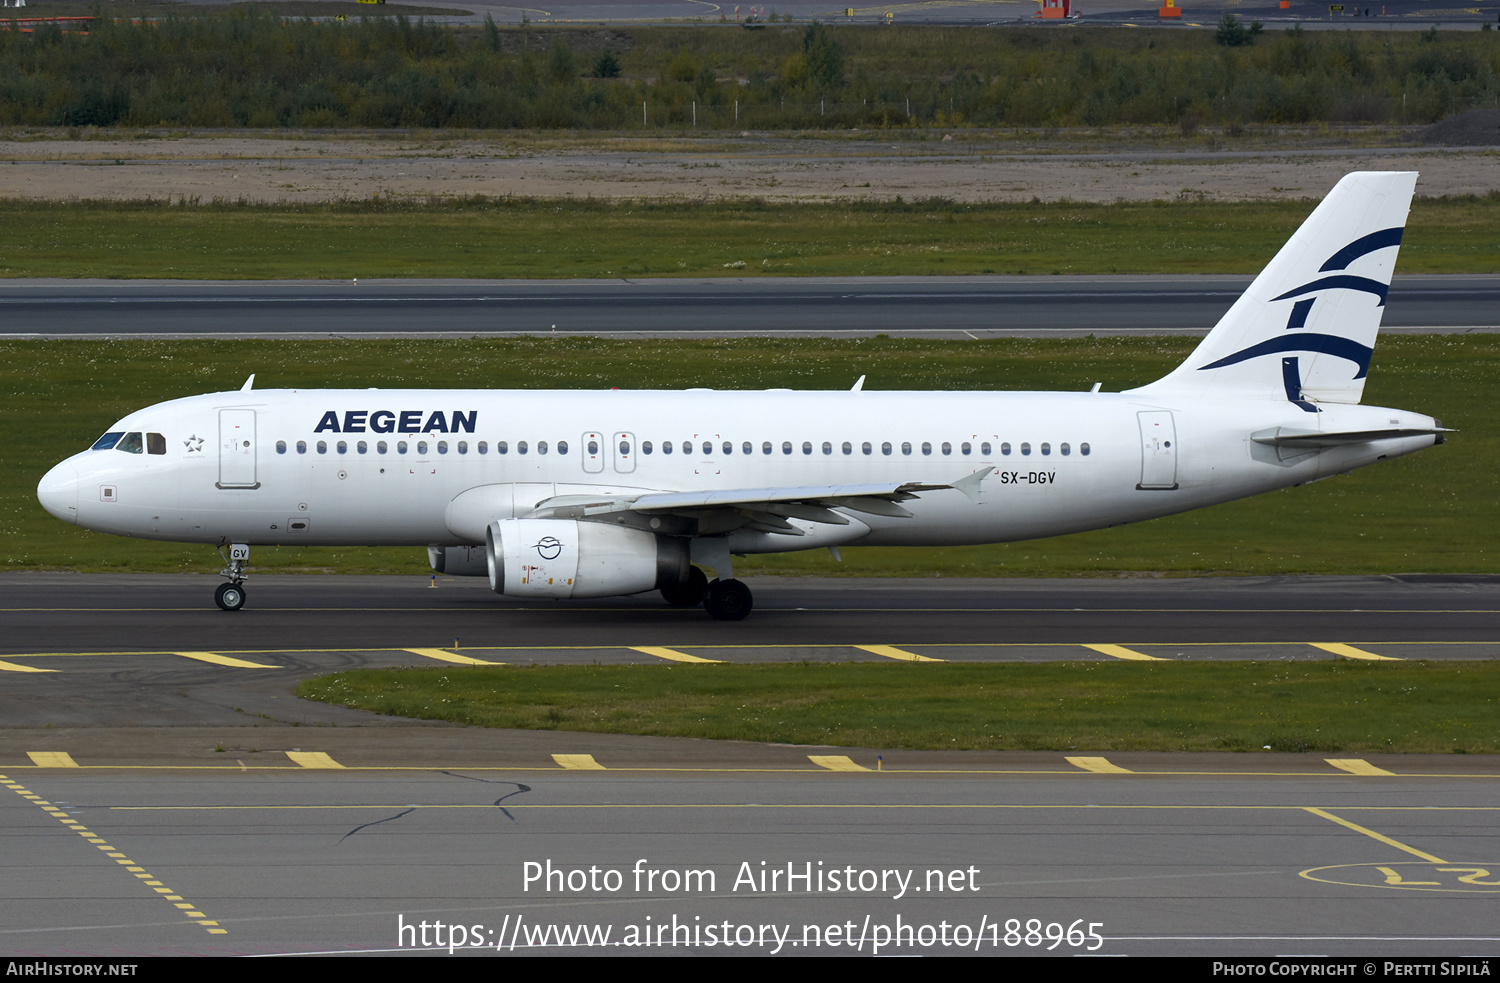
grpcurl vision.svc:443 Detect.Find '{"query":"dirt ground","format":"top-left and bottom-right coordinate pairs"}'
top-left (0, 132), bottom-right (1496, 202)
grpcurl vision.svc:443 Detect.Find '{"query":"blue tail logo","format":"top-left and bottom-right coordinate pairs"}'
top-left (1197, 227), bottom-right (1403, 406)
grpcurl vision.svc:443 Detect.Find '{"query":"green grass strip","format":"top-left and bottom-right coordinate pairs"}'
top-left (6, 334), bottom-right (1495, 576)
top-left (0, 195), bottom-right (1494, 279)
top-left (295, 661), bottom-right (1500, 754)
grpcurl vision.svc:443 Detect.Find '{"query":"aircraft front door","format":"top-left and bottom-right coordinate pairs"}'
top-left (1136, 410), bottom-right (1178, 491)
top-left (217, 408), bottom-right (259, 489)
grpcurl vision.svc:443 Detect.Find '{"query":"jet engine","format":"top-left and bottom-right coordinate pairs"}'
top-left (485, 518), bottom-right (690, 599)
top-left (427, 545), bottom-right (489, 576)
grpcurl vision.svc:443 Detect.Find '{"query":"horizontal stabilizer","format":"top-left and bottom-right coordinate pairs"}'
top-left (1251, 426), bottom-right (1450, 447)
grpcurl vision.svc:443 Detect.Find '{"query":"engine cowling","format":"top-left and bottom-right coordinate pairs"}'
top-left (486, 518), bottom-right (689, 599)
top-left (427, 545), bottom-right (489, 576)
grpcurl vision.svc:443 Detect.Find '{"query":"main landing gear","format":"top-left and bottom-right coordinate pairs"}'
top-left (660, 565), bottom-right (753, 620)
top-left (704, 578), bottom-right (752, 621)
top-left (214, 543), bottom-right (249, 611)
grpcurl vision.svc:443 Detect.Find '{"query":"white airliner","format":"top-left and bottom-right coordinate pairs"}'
top-left (37, 172), bottom-right (1445, 620)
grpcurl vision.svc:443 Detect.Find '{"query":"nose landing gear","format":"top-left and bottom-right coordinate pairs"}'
top-left (214, 543), bottom-right (249, 611)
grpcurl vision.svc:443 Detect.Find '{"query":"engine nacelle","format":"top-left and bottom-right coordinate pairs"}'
top-left (427, 545), bottom-right (489, 577)
top-left (486, 518), bottom-right (689, 599)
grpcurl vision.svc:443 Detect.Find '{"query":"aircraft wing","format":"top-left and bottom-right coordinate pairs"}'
top-left (525, 471), bottom-right (988, 537)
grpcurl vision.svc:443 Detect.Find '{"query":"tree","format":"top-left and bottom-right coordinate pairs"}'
top-left (801, 21), bottom-right (844, 90)
top-left (547, 38), bottom-right (577, 84)
top-left (1215, 12), bottom-right (1262, 46)
top-left (592, 50), bottom-right (622, 79)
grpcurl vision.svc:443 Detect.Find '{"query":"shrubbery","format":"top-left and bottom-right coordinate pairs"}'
top-left (0, 15), bottom-right (1494, 129)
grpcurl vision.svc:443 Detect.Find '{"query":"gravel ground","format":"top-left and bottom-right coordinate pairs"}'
top-left (0, 130), bottom-right (1496, 203)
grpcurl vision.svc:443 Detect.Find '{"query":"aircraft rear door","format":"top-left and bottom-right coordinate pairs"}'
top-left (1136, 410), bottom-right (1178, 491)
top-left (217, 408), bottom-right (259, 489)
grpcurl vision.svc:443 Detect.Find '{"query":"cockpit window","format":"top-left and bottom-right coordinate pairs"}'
top-left (116, 432), bottom-right (144, 454)
top-left (92, 432), bottom-right (124, 451)
top-left (146, 433), bottom-right (166, 455)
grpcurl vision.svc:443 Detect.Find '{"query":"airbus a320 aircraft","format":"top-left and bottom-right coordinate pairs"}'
top-left (37, 172), bottom-right (1445, 621)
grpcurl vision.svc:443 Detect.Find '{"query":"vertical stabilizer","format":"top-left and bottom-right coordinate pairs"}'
top-left (1130, 172), bottom-right (1416, 408)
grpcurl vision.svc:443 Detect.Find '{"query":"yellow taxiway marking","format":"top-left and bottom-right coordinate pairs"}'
top-left (1066, 756), bottom-right (1133, 774)
top-left (1311, 642), bottom-right (1400, 661)
top-left (856, 644), bottom-right (943, 663)
top-left (0, 658), bottom-right (54, 673)
top-left (1, 772), bottom-right (226, 934)
top-left (809, 755), bottom-right (871, 772)
top-left (552, 754), bottom-right (606, 770)
top-left (174, 651), bottom-right (281, 669)
top-left (1327, 758), bottom-right (1397, 777)
top-left (1083, 643), bottom-right (1168, 662)
top-left (27, 752), bottom-right (79, 768)
top-left (1304, 807), bottom-right (1446, 862)
top-left (631, 646), bottom-right (721, 664)
top-left (286, 752), bottom-right (345, 769)
top-left (404, 647), bottom-right (505, 666)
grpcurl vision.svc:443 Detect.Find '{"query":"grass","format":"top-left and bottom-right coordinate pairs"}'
top-left (0, 195), bottom-right (1495, 279)
top-left (5, 334), bottom-right (1495, 577)
top-left (294, 661), bottom-right (1500, 753)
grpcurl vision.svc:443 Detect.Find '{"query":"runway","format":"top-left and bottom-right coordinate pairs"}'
top-left (2, 573), bottom-right (1498, 957)
top-left (3, 275), bottom-right (1497, 339)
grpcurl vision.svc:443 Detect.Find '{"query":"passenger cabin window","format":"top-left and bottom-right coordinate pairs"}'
top-left (116, 432), bottom-right (144, 454)
top-left (276, 440), bottom-right (287, 455)
top-left (92, 432), bottom-right (124, 451)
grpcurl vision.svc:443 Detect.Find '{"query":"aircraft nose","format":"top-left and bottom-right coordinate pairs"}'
top-left (37, 459), bottom-right (80, 524)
